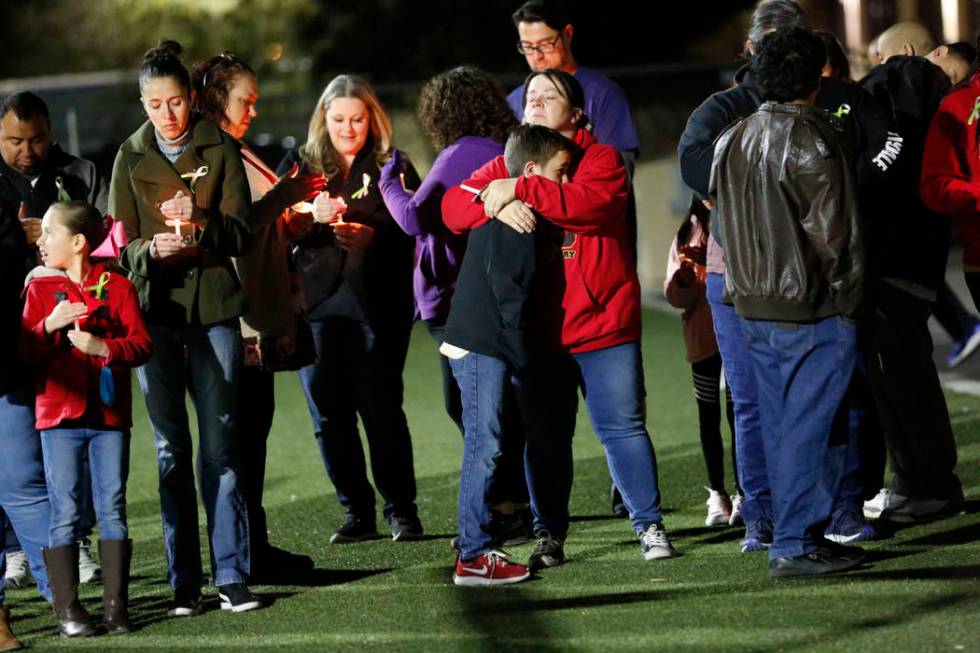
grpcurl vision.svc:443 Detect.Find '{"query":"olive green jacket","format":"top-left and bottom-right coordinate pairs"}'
top-left (109, 117), bottom-right (252, 327)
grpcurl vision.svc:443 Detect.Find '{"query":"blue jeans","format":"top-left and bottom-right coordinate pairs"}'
top-left (298, 317), bottom-right (418, 524)
top-left (449, 353), bottom-right (514, 560)
top-left (40, 428), bottom-right (130, 547)
top-left (136, 321), bottom-right (249, 589)
top-left (706, 273), bottom-right (772, 525)
top-left (518, 342), bottom-right (662, 537)
top-left (741, 315), bottom-right (857, 559)
top-left (0, 385), bottom-right (52, 602)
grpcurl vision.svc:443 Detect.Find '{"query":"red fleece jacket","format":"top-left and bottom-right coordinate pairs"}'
top-left (921, 71), bottom-right (980, 268)
top-left (442, 128), bottom-right (639, 353)
top-left (21, 262), bottom-right (152, 429)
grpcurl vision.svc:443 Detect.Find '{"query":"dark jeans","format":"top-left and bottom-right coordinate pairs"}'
top-left (136, 321), bottom-right (250, 589)
top-left (934, 281), bottom-right (977, 342)
top-left (426, 319), bottom-right (529, 507)
top-left (741, 315), bottom-right (856, 559)
top-left (706, 274), bottom-right (772, 525)
top-left (691, 352), bottom-right (739, 494)
top-left (298, 317), bottom-right (419, 524)
top-left (237, 365), bottom-right (276, 556)
top-left (866, 282), bottom-right (962, 501)
top-left (518, 343), bottom-right (663, 537)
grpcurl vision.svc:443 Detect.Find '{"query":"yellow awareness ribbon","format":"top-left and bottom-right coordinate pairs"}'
top-left (85, 271), bottom-right (111, 300)
top-left (968, 97), bottom-right (980, 125)
top-left (180, 165), bottom-right (209, 193)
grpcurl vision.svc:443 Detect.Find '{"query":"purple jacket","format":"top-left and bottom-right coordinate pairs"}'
top-left (379, 135), bottom-right (503, 321)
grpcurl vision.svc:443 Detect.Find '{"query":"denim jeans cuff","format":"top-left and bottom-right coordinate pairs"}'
top-left (213, 570), bottom-right (246, 587)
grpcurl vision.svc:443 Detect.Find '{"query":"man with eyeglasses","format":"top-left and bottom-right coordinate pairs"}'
top-left (508, 0), bottom-right (639, 170)
top-left (508, 0), bottom-right (641, 518)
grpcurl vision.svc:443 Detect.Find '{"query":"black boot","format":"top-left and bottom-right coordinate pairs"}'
top-left (99, 539), bottom-right (132, 634)
top-left (43, 544), bottom-right (95, 638)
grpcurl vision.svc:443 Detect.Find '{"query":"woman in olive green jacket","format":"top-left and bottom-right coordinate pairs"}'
top-left (108, 40), bottom-right (261, 615)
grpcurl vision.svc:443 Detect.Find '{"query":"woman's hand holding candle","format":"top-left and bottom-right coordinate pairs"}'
top-left (332, 221), bottom-right (374, 252)
top-left (159, 190), bottom-right (194, 222)
top-left (150, 232), bottom-right (186, 260)
top-left (312, 191), bottom-right (347, 224)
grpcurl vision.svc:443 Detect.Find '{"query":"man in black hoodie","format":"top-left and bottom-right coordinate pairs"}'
top-left (858, 22), bottom-right (965, 523)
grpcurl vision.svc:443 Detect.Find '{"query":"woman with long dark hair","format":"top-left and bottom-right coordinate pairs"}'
top-left (109, 40), bottom-right (261, 616)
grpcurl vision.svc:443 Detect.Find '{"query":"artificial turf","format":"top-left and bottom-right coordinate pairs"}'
top-left (6, 308), bottom-right (979, 651)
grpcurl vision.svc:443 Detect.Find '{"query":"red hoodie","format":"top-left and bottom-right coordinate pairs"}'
top-left (442, 128), bottom-right (638, 354)
top-left (922, 71), bottom-right (980, 268)
top-left (21, 262), bottom-right (152, 430)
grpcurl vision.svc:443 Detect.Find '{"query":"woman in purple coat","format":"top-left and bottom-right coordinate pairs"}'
top-left (379, 67), bottom-right (529, 540)
top-left (379, 66), bottom-right (516, 433)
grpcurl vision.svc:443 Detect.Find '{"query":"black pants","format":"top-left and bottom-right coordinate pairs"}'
top-left (691, 353), bottom-right (740, 494)
top-left (933, 281), bottom-right (977, 342)
top-left (425, 318), bottom-right (529, 506)
top-left (237, 364), bottom-right (276, 556)
top-left (865, 282), bottom-right (962, 501)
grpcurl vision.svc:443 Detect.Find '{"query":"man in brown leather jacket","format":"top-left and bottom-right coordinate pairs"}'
top-left (710, 27), bottom-right (866, 579)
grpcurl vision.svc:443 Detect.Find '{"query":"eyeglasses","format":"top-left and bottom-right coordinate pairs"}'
top-left (516, 34), bottom-right (562, 56)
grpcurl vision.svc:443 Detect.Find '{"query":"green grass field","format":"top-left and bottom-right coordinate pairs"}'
top-left (6, 308), bottom-right (980, 652)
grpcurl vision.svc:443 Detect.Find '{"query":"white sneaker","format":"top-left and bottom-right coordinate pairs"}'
top-left (2, 550), bottom-right (33, 589)
top-left (78, 539), bottom-right (101, 584)
top-left (704, 488), bottom-right (732, 527)
top-left (639, 522), bottom-right (679, 560)
top-left (863, 488), bottom-right (906, 521)
top-left (729, 493), bottom-right (744, 526)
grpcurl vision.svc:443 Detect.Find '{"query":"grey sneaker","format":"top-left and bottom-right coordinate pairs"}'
top-left (2, 550), bottom-right (33, 589)
top-left (528, 531), bottom-right (565, 571)
top-left (639, 522), bottom-right (679, 560)
top-left (77, 539), bottom-right (101, 584)
top-left (864, 488), bottom-right (961, 523)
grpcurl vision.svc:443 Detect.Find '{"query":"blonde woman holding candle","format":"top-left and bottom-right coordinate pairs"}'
top-left (277, 74), bottom-right (423, 544)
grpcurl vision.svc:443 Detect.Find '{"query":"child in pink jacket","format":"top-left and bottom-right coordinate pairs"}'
top-left (664, 198), bottom-right (740, 527)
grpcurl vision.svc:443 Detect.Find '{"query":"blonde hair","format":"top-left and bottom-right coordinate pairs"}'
top-left (300, 74), bottom-right (392, 178)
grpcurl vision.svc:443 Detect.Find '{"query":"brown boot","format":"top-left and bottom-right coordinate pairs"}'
top-left (42, 544), bottom-right (95, 638)
top-left (0, 606), bottom-right (23, 652)
top-left (99, 539), bottom-right (131, 634)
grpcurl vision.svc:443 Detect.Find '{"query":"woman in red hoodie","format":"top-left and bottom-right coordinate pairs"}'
top-left (441, 70), bottom-right (676, 568)
top-left (21, 201), bottom-right (152, 638)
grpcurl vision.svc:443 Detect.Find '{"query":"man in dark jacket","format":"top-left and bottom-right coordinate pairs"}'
top-left (858, 22), bottom-right (965, 522)
top-left (711, 27), bottom-right (866, 579)
top-left (677, 0), bottom-right (891, 551)
top-left (0, 92), bottom-right (107, 274)
top-left (0, 90), bottom-right (106, 587)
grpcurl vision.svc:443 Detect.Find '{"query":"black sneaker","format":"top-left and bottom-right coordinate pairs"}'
top-left (167, 586), bottom-right (202, 617)
top-left (217, 583), bottom-right (263, 613)
top-left (489, 511), bottom-right (533, 547)
top-left (528, 530), bottom-right (565, 571)
top-left (390, 516), bottom-right (424, 542)
top-left (330, 515), bottom-right (378, 544)
top-left (769, 548), bottom-right (864, 579)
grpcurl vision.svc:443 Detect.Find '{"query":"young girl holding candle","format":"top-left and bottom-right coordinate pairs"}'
top-left (20, 201), bottom-right (152, 637)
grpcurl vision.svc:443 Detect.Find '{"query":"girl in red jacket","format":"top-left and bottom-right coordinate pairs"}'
top-left (442, 70), bottom-right (677, 568)
top-left (20, 201), bottom-right (152, 638)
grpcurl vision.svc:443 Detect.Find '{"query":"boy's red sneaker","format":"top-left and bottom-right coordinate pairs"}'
top-left (453, 550), bottom-right (531, 586)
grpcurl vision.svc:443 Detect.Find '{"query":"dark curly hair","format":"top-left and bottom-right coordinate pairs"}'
top-left (191, 52), bottom-right (256, 129)
top-left (417, 66), bottom-right (517, 152)
top-left (752, 27), bottom-right (825, 103)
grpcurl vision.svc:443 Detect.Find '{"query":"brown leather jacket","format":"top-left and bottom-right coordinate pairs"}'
top-left (709, 103), bottom-right (864, 321)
